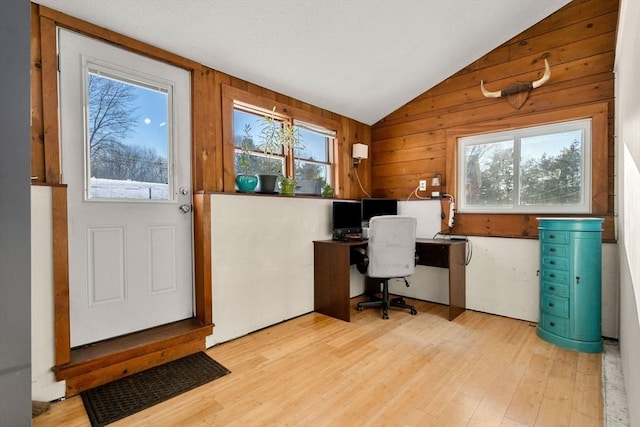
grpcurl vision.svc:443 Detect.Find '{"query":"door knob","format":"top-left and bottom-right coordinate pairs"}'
top-left (179, 204), bottom-right (191, 213)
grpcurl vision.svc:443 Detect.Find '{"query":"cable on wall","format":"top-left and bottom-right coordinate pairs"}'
top-left (406, 185), bottom-right (429, 201)
top-left (353, 166), bottom-right (371, 198)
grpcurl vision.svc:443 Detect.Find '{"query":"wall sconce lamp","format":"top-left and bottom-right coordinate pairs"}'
top-left (431, 172), bottom-right (443, 198)
top-left (352, 143), bottom-right (369, 167)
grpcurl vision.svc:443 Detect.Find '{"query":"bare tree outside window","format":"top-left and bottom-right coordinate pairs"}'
top-left (87, 71), bottom-right (170, 199)
top-left (459, 120), bottom-right (590, 213)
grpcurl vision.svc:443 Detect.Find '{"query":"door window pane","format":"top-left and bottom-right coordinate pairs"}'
top-left (86, 68), bottom-right (171, 200)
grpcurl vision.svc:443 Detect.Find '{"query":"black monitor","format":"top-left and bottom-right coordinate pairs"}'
top-left (361, 198), bottom-right (398, 225)
top-left (332, 201), bottom-right (362, 236)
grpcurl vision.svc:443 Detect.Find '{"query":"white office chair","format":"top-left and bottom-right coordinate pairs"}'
top-left (356, 215), bottom-right (418, 319)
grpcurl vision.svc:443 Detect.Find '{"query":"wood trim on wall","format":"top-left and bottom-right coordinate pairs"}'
top-left (52, 185), bottom-right (70, 365)
top-left (192, 193), bottom-right (212, 326)
top-left (40, 16), bottom-right (61, 184)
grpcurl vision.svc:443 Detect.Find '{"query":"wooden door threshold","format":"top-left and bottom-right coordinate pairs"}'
top-left (53, 318), bottom-right (213, 397)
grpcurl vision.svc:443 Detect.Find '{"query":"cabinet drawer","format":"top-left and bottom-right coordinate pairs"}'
top-left (542, 243), bottom-right (568, 257)
top-left (541, 268), bottom-right (569, 284)
top-left (541, 292), bottom-right (569, 318)
top-left (542, 255), bottom-right (569, 271)
top-left (539, 312), bottom-right (569, 336)
top-left (542, 281), bottom-right (569, 297)
top-left (540, 230), bottom-right (569, 244)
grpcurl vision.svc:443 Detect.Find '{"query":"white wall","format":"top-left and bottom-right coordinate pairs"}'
top-left (209, 196), bottom-right (619, 347)
top-left (615, 1), bottom-right (640, 424)
top-left (207, 197), bottom-right (442, 345)
top-left (31, 186), bottom-right (66, 401)
top-left (388, 237), bottom-right (618, 338)
top-left (208, 194), bottom-right (334, 346)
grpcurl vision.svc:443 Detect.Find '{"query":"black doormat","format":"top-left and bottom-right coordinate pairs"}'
top-left (81, 352), bottom-right (230, 427)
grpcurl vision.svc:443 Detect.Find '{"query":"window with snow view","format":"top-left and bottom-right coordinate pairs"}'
top-left (86, 65), bottom-right (172, 201)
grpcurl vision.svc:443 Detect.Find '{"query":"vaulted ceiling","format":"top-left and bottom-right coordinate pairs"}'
top-left (34, 0), bottom-right (571, 125)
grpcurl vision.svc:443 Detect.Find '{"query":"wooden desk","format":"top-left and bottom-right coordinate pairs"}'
top-left (313, 239), bottom-right (466, 322)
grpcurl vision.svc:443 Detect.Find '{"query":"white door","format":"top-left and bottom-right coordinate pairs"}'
top-left (58, 28), bottom-right (194, 347)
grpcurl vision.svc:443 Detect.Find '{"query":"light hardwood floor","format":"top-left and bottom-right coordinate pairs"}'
top-left (33, 298), bottom-right (603, 426)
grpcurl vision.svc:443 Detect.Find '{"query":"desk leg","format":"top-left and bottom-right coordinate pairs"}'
top-left (314, 242), bottom-right (351, 322)
top-left (448, 243), bottom-right (466, 320)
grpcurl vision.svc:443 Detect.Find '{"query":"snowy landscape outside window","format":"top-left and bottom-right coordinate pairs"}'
top-left (86, 66), bottom-right (172, 201)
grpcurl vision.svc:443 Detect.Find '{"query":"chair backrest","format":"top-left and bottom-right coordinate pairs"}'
top-left (367, 215), bottom-right (417, 278)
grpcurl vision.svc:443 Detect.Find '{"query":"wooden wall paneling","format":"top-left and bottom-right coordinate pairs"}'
top-left (372, 131), bottom-right (445, 158)
top-left (507, 0), bottom-right (618, 43)
top-left (442, 50), bottom-right (615, 119)
top-left (39, 15), bottom-right (61, 184)
top-left (31, 4), bottom-right (45, 183)
top-left (214, 71), bottom-right (232, 192)
top-left (453, 213), bottom-right (615, 242)
top-left (379, 27), bottom-right (616, 128)
top-left (260, 86), bottom-right (277, 100)
top-left (52, 185), bottom-right (70, 366)
top-left (506, 11), bottom-right (618, 61)
top-left (337, 117), bottom-right (351, 198)
top-left (373, 140), bottom-right (446, 167)
top-left (352, 119), bottom-right (372, 199)
top-left (229, 76), bottom-right (249, 92)
top-left (374, 55), bottom-right (615, 135)
top-left (246, 82), bottom-right (264, 97)
top-left (192, 67), bottom-right (210, 192)
top-left (590, 106), bottom-right (609, 214)
top-left (336, 117), bottom-right (371, 199)
top-left (220, 83), bottom-right (238, 193)
top-left (361, 121), bottom-right (372, 196)
top-left (372, 73), bottom-right (613, 143)
top-left (192, 193), bottom-right (212, 325)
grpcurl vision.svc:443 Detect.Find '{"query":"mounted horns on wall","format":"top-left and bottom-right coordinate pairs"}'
top-left (480, 58), bottom-right (551, 109)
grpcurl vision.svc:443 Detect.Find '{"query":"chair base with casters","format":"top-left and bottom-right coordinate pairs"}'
top-left (357, 278), bottom-right (417, 319)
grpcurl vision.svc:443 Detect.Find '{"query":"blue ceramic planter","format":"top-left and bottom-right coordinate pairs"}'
top-left (235, 174), bottom-right (258, 192)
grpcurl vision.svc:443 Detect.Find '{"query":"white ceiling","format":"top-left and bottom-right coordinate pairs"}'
top-left (35, 0), bottom-right (571, 125)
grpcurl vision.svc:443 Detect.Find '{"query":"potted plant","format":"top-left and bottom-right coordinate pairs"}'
top-left (257, 107), bottom-right (303, 195)
top-left (321, 183), bottom-right (334, 198)
top-left (235, 124), bottom-right (258, 192)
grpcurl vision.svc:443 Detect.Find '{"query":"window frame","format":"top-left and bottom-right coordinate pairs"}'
top-left (444, 103), bottom-right (609, 238)
top-left (222, 85), bottom-right (340, 196)
top-left (233, 103), bottom-right (288, 176)
top-left (291, 119), bottom-right (335, 195)
top-left (457, 118), bottom-right (592, 214)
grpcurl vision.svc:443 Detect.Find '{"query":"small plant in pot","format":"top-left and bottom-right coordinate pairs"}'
top-left (257, 107), bottom-right (303, 195)
top-left (235, 124), bottom-right (258, 192)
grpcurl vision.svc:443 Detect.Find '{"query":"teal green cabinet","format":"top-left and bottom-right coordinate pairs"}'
top-left (537, 218), bottom-right (604, 353)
